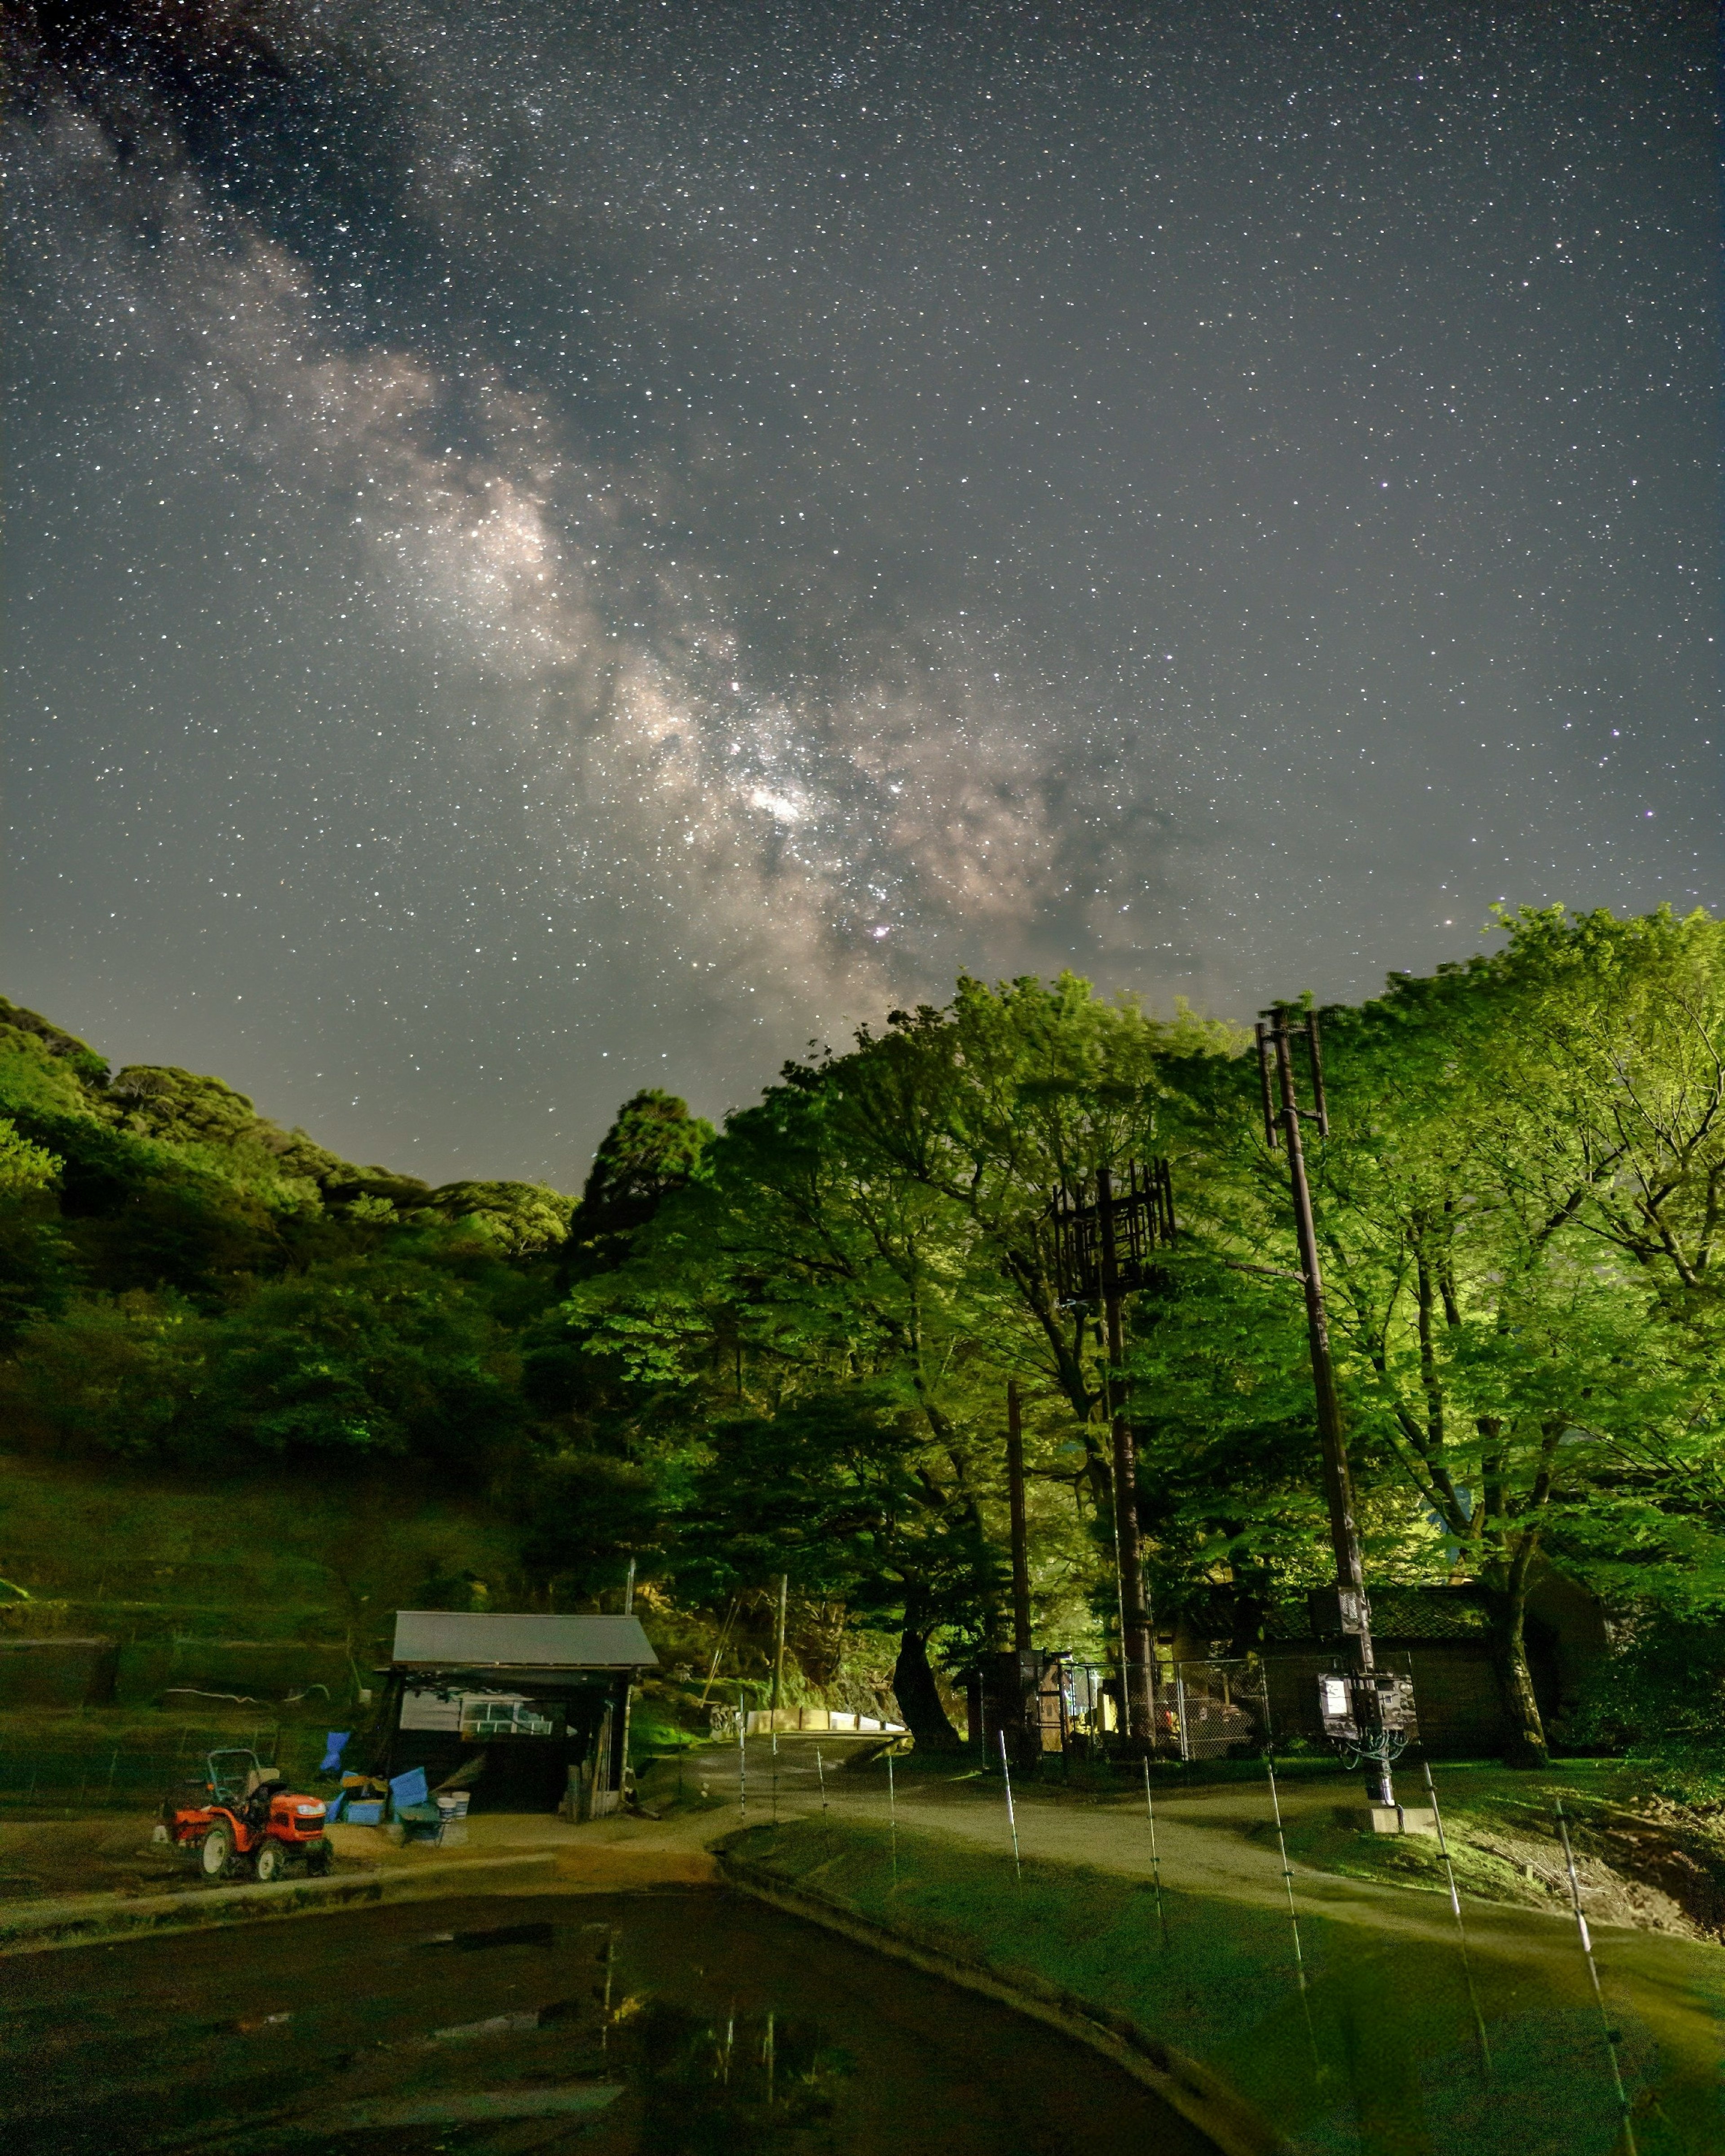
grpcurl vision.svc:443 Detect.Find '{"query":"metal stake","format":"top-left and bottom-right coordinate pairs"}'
top-left (1555, 1798), bottom-right (1638, 2154)
top-left (886, 1748), bottom-right (898, 1887)
top-left (737, 1688), bottom-right (747, 1820)
top-left (1266, 1757), bottom-right (1322, 2077)
top-left (998, 1730), bottom-right (1022, 1883)
top-left (1142, 1760), bottom-right (1168, 1945)
top-left (816, 1746), bottom-right (827, 1812)
top-left (771, 1727), bottom-right (779, 1825)
top-left (1422, 1761), bottom-right (1491, 2084)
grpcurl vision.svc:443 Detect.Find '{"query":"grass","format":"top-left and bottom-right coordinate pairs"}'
top-left (1217, 1759), bottom-right (1725, 1935)
top-left (721, 1811), bottom-right (1720, 2156)
top-left (892, 1745), bottom-right (1725, 1933)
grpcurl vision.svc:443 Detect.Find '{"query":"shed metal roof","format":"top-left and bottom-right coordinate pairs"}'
top-left (391, 1611), bottom-right (659, 1670)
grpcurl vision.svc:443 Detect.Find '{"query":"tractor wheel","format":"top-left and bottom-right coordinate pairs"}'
top-left (199, 1824), bottom-right (234, 1881)
top-left (254, 1839), bottom-right (289, 1885)
top-left (305, 1839), bottom-right (331, 1878)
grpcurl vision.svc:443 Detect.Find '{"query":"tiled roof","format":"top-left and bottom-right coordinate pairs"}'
top-left (1266, 1586), bottom-right (1491, 1643)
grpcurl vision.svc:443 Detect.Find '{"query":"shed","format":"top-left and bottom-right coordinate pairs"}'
top-left (1261, 1585), bottom-right (1575, 1758)
top-left (381, 1611), bottom-right (659, 1815)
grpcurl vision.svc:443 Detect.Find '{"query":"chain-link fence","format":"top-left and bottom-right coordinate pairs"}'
top-left (1172, 1658), bottom-right (1271, 1761)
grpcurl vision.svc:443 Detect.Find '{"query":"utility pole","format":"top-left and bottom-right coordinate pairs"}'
top-left (1097, 1167), bottom-right (1155, 1745)
top-left (1005, 1380), bottom-right (1033, 1654)
top-left (1257, 1004), bottom-right (1398, 1809)
top-left (619, 1557), bottom-right (638, 1811)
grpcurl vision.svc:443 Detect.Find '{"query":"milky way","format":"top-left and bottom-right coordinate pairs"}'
top-left (4, 2), bottom-right (1717, 1180)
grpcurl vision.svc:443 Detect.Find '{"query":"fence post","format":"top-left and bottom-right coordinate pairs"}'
top-left (997, 1730), bottom-right (1022, 1884)
top-left (1555, 1798), bottom-right (1638, 2154)
top-left (1142, 1760), bottom-right (1168, 1944)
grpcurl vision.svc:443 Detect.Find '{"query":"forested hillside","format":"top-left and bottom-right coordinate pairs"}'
top-left (4, 904), bottom-right (1725, 1772)
top-left (0, 1003), bottom-right (712, 1660)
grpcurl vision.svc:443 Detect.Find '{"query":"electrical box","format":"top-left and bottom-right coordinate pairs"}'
top-left (1316, 1670), bottom-right (1418, 1747)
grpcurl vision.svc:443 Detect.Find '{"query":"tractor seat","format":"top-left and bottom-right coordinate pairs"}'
top-left (243, 1767), bottom-right (283, 1798)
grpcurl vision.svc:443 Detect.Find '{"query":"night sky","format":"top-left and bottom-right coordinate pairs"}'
top-left (5, 2), bottom-right (1717, 1184)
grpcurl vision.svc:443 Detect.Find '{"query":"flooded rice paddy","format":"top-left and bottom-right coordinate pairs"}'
top-left (0, 1889), bottom-right (1214, 2154)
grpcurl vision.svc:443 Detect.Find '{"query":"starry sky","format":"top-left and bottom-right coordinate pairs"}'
top-left (4, 1), bottom-right (1718, 1184)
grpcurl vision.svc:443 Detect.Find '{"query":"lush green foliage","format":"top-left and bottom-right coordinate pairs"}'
top-left (6, 908), bottom-right (1724, 1754)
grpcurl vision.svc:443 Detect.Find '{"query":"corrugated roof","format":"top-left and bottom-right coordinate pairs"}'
top-left (391, 1611), bottom-right (659, 1670)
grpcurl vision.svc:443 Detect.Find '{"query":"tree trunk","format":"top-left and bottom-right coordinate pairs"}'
top-left (892, 1625), bottom-right (963, 1750)
top-left (1484, 1578), bottom-right (1549, 1768)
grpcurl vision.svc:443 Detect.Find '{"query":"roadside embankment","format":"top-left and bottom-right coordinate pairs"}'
top-left (714, 1811), bottom-right (1722, 2156)
top-left (717, 1822), bottom-right (1280, 2156)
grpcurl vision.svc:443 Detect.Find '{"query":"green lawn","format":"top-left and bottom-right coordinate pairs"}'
top-left (721, 1810), bottom-right (1723, 2156)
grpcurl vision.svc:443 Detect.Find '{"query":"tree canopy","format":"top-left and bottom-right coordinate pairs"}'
top-left (4, 910), bottom-right (1723, 1762)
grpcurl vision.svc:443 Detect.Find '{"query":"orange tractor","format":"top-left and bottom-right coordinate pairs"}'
top-left (162, 1748), bottom-right (332, 1883)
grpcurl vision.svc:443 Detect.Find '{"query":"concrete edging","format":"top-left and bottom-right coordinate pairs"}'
top-left (716, 1850), bottom-right (1286, 2156)
top-left (0, 1851), bottom-right (562, 1957)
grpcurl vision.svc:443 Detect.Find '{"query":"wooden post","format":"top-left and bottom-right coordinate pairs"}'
top-left (1006, 1381), bottom-right (1032, 1654)
top-left (617, 1564), bottom-right (638, 1810)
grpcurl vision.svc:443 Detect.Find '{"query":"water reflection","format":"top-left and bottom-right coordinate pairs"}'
top-left (628, 1996), bottom-right (854, 2152)
top-left (6, 1891), bottom-right (1203, 2155)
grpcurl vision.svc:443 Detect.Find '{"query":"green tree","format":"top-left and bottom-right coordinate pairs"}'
top-left (1157, 920), bottom-right (1725, 1765)
top-left (564, 1089), bottom-right (713, 1278)
top-left (565, 1066), bottom-right (1003, 1743)
top-left (195, 1255), bottom-right (525, 1469)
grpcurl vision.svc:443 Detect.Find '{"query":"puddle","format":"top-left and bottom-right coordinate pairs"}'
top-left (5, 1890), bottom-right (1212, 2154)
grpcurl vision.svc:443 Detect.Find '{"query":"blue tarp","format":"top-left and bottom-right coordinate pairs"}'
top-left (319, 1732), bottom-right (351, 1774)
